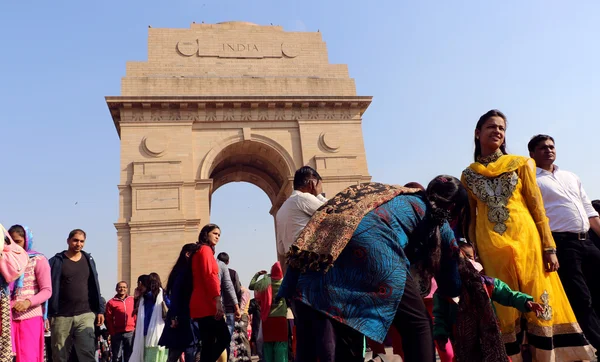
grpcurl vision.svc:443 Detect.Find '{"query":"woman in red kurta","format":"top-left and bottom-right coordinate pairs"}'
top-left (189, 224), bottom-right (230, 362)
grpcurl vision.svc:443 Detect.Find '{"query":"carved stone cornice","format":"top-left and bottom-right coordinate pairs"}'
top-left (129, 181), bottom-right (185, 188)
top-left (320, 175), bottom-right (373, 183)
top-left (124, 218), bottom-right (202, 233)
top-left (114, 222), bottom-right (130, 232)
top-left (106, 96), bottom-right (372, 136)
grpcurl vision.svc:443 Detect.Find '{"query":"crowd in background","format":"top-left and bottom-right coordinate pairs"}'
top-left (2, 108), bottom-right (600, 362)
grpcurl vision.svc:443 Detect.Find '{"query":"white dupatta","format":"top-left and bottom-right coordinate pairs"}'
top-left (129, 289), bottom-right (166, 362)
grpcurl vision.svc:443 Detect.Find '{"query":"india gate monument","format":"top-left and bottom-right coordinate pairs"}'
top-left (106, 22), bottom-right (372, 286)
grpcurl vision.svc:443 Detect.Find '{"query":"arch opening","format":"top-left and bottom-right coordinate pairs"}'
top-left (210, 182), bottom-right (277, 287)
top-left (208, 140), bottom-right (293, 206)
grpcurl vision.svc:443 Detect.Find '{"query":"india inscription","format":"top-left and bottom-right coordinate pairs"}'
top-left (223, 43), bottom-right (260, 52)
top-left (176, 39), bottom-right (297, 58)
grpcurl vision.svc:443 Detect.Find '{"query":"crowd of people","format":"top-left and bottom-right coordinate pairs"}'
top-left (1, 108), bottom-right (600, 362)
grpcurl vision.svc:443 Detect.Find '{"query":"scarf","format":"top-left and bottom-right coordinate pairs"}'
top-left (287, 182), bottom-right (420, 273)
top-left (469, 152), bottom-right (529, 178)
top-left (254, 262), bottom-right (282, 322)
top-left (129, 289), bottom-right (166, 362)
top-left (454, 260), bottom-right (508, 362)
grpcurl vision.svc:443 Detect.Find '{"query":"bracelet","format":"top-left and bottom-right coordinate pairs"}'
top-left (544, 248), bottom-right (557, 254)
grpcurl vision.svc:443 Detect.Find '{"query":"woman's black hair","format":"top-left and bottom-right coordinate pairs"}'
top-left (137, 274), bottom-right (149, 285)
top-left (198, 223), bottom-right (220, 253)
top-left (165, 243), bottom-right (198, 297)
top-left (145, 272), bottom-right (163, 302)
top-left (7, 225), bottom-right (25, 239)
top-left (474, 109), bottom-right (508, 161)
top-left (414, 175), bottom-right (470, 281)
top-left (7, 225), bottom-right (25, 246)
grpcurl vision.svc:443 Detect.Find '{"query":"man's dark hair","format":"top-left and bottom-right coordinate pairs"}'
top-left (404, 182), bottom-right (425, 191)
top-left (217, 252), bottom-right (230, 264)
top-left (115, 281), bottom-right (128, 289)
top-left (293, 166), bottom-right (322, 190)
top-left (592, 200), bottom-right (600, 214)
top-left (527, 134), bottom-right (555, 153)
top-left (68, 229), bottom-right (86, 240)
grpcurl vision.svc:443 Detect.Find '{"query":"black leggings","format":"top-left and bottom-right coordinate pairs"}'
top-left (195, 316), bottom-right (231, 362)
top-left (392, 273), bottom-right (435, 362)
top-left (311, 273), bottom-right (435, 362)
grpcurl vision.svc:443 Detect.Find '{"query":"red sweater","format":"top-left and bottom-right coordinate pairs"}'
top-left (189, 245), bottom-right (221, 319)
top-left (105, 295), bottom-right (136, 335)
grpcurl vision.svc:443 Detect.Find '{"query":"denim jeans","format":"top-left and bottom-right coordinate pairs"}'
top-left (225, 313), bottom-right (235, 358)
top-left (111, 331), bottom-right (133, 362)
top-left (225, 313), bottom-right (235, 336)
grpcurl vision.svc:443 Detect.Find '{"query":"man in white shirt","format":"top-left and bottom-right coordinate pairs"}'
top-left (529, 134), bottom-right (600, 352)
top-left (276, 166), bottom-right (328, 273)
top-left (275, 166), bottom-right (333, 362)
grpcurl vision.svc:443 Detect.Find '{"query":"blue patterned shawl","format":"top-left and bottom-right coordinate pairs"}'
top-left (279, 194), bottom-right (460, 343)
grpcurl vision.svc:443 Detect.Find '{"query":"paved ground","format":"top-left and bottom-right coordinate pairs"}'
top-left (364, 348), bottom-right (404, 361)
top-left (250, 347), bottom-right (407, 361)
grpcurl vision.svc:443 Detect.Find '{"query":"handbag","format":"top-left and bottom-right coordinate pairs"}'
top-left (0, 224), bottom-right (29, 282)
top-left (144, 346), bottom-right (168, 362)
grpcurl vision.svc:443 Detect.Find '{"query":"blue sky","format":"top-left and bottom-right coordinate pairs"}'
top-left (1, 1), bottom-right (599, 294)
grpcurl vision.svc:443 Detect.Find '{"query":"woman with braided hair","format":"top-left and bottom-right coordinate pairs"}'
top-left (278, 176), bottom-right (468, 362)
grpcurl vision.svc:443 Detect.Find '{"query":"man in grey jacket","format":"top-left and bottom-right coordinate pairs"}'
top-left (217, 259), bottom-right (241, 358)
top-left (217, 252), bottom-right (243, 337)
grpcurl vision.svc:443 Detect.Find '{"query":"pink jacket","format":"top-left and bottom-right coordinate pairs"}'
top-left (11, 255), bottom-right (52, 321)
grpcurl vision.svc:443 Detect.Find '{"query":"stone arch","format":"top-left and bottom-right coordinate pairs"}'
top-left (202, 138), bottom-right (295, 206)
top-left (198, 134), bottom-right (296, 183)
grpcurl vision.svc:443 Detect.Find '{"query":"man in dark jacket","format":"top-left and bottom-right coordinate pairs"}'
top-left (48, 229), bottom-right (105, 362)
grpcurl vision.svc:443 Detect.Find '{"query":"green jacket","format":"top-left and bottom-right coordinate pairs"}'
top-left (433, 276), bottom-right (533, 340)
top-left (249, 272), bottom-right (287, 318)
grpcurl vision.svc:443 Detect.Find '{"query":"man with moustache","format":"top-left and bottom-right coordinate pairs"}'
top-left (48, 229), bottom-right (105, 362)
top-left (529, 134), bottom-right (600, 355)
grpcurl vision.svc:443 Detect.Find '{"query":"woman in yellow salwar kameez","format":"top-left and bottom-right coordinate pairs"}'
top-left (461, 110), bottom-right (594, 362)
